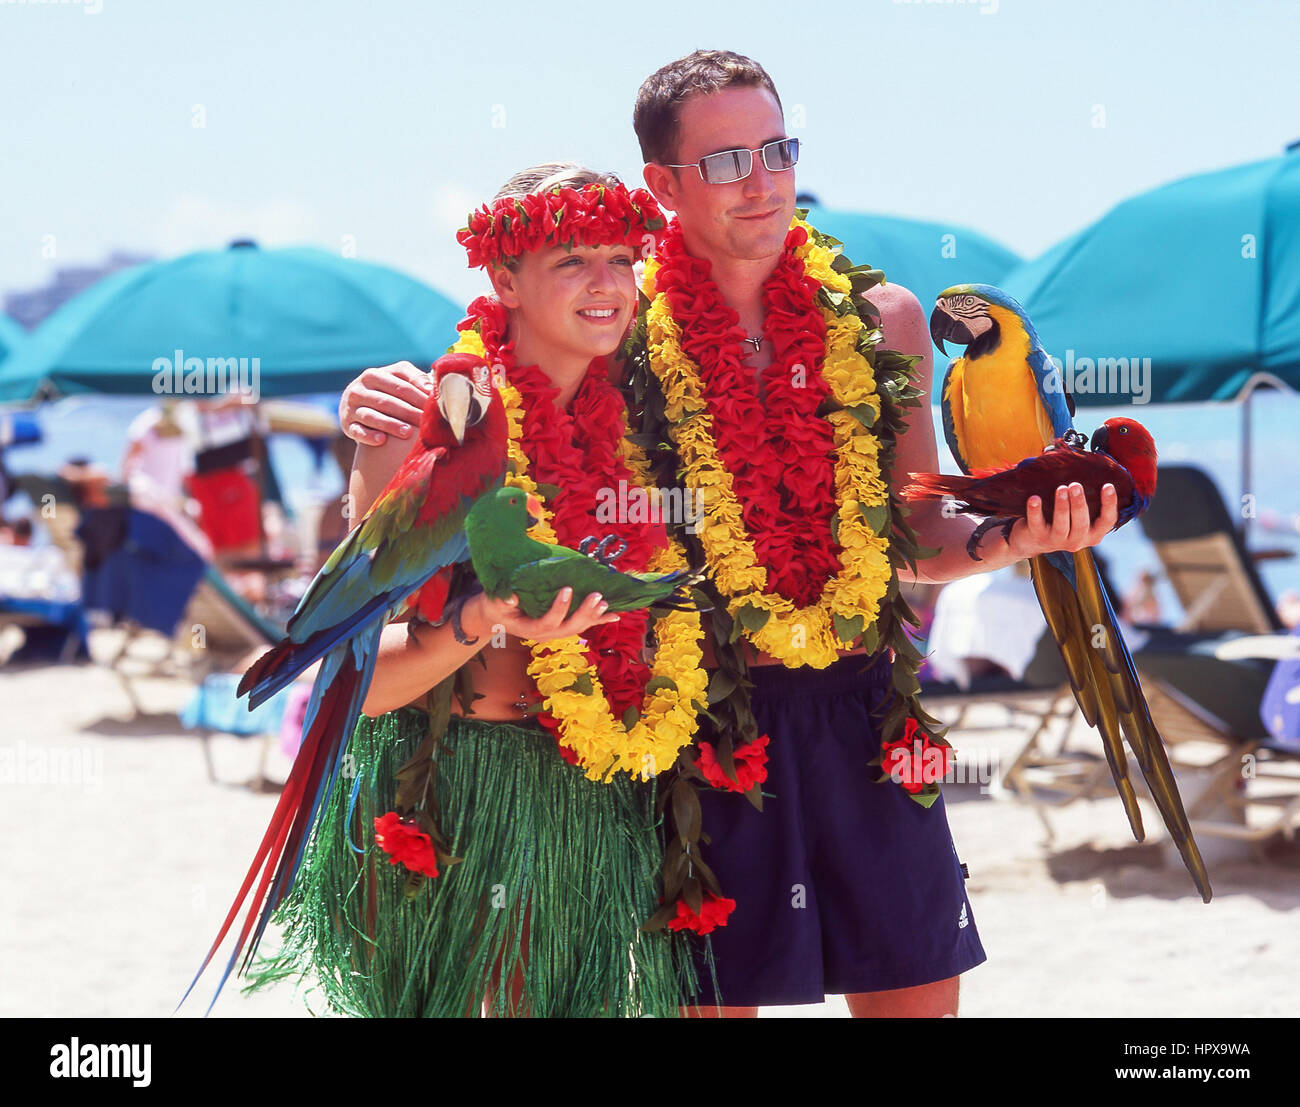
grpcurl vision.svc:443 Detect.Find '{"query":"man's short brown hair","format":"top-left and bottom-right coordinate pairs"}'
top-left (633, 49), bottom-right (783, 166)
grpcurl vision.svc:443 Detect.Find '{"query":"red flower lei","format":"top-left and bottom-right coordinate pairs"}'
top-left (651, 220), bottom-right (843, 608)
top-left (461, 296), bottom-right (670, 753)
top-left (457, 183), bottom-right (666, 269)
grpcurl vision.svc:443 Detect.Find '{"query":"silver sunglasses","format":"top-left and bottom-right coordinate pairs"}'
top-left (666, 138), bottom-right (800, 185)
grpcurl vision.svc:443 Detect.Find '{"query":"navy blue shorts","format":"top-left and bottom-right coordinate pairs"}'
top-left (693, 653), bottom-right (986, 1007)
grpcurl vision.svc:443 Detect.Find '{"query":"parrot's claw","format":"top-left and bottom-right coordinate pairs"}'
top-left (967, 516), bottom-right (1020, 560)
top-left (1062, 429), bottom-right (1089, 450)
top-left (579, 533), bottom-right (628, 566)
top-left (405, 613), bottom-right (431, 643)
top-left (431, 583), bottom-right (485, 646)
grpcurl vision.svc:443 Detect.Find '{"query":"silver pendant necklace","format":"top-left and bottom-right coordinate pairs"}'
top-left (743, 335), bottom-right (763, 354)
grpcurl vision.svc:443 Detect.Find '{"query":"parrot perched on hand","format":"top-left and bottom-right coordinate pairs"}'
top-left (465, 486), bottom-right (703, 618)
top-left (180, 352), bottom-right (508, 1013)
top-left (925, 284), bottom-right (1212, 903)
top-left (903, 418), bottom-right (1157, 560)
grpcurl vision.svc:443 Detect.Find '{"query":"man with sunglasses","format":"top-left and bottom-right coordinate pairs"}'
top-left (339, 48), bottom-right (1119, 1019)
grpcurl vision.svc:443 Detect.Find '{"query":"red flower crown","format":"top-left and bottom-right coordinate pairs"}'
top-left (457, 182), bottom-right (667, 269)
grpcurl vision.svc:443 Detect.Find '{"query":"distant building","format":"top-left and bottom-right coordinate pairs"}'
top-left (4, 250), bottom-right (153, 330)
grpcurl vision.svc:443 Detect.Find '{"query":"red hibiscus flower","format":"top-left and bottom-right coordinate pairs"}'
top-left (373, 812), bottom-right (440, 878)
top-left (697, 735), bottom-right (770, 793)
top-left (879, 718), bottom-right (953, 794)
top-left (666, 891), bottom-right (736, 935)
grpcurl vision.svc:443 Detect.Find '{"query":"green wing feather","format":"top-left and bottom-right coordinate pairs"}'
top-left (507, 551), bottom-right (697, 619)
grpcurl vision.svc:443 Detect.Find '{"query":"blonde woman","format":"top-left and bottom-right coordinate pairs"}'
top-left (248, 165), bottom-right (706, 1017)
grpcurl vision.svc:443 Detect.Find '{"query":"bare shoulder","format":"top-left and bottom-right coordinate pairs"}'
top-left (860, 281), bottom-right (928, 352)
top-left (861, 279), bottom-right (922, 315)
top-left (859, 282), bottom-right (933, 396)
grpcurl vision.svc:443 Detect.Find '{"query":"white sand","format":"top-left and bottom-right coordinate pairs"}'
top-left (2, 644), bottom-right (1297, 1019)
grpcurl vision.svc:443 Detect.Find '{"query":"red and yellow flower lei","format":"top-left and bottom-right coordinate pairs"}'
top-left (642, 216), bottom-right (894, 668)
top-left (451, 296), bottom-right (707, 782)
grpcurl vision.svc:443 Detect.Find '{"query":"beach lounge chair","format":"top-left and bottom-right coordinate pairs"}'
top-left (180, 670), bottom-right (294, 789)
top-left (920, 565), bottom-right (1129, 833)
top-left (1135, 630), bottom-right (1300, 847)
top-left (1139, 464), bottom-right (1283, 634)
top-left (962, 630), bottom-right (1131, 837)
top-left (984, 623), bottom-right (1300, 853)
top-left (986, 465), bottom-right (1299, 855)
top-left (74, 504), bottom-right (293, 785)
top-left (77, 505), bottom-right (284, 712)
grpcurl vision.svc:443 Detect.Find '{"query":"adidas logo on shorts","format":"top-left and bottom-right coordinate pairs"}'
top-left (957, 903), bottom-right (969, 929)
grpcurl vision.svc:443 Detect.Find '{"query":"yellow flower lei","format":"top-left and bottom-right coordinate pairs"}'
top-left (452, 327), bottom-right (708, 783)
top-left (642, 217), bottom-right (893, 669)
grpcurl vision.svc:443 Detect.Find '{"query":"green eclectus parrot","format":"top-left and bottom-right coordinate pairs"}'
top-left (926, 283), bottom-right (1212, 903)
top-left (181, 352), bottom-right (508, 1014)
top-left (465, 486), bottom-right (702, 617)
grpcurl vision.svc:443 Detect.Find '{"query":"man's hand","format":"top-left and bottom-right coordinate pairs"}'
top-left (1005, 482), bottom-right (1119, 559)
top-left (339, 362), bottom-right (432, 447)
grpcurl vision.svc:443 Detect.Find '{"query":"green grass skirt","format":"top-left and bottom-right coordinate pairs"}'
top-left (244, 708), bottom-right (699, 1017)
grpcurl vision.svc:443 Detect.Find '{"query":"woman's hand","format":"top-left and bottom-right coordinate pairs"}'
top-left (461, 587), bottom-right (622, 644)
top-left (339, 362), bottom-right (432, 447)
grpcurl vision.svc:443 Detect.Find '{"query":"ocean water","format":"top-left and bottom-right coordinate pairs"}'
top-left (5, 391), bottom-right (1300, 617)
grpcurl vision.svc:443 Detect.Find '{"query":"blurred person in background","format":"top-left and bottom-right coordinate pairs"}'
top-left (121, 399), bottom-right (192, 512)
top-left (185, 396), bottom-right (265, 562)
top-left (1122, 568), bottom-right (1163, 626)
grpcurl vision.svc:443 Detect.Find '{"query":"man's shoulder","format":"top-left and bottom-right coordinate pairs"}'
top-left (860, 279), bottom-right (923, 322)
top-left (859, 280), bottom-right (928, 352)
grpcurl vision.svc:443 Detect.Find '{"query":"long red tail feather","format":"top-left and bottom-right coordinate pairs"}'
top-left (180, 659), bottom-right (361, 1013)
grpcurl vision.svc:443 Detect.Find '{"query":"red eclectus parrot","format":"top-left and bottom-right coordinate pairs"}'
top-left (180, 352), bottom-right (508, 1013)
top-left (921, 284), bottom-right (1212, 903)
top-left (903, 419), bottom-right (1156, 559)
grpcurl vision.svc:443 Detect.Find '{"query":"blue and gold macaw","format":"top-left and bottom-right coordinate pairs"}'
top-left (930, 283), bottom-right (1211, 903)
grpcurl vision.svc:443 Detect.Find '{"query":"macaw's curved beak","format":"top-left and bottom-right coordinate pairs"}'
top-left (436, 373), bottom-right (473, 445)
top-left (525, 493), bottom-right (545, 521)
top-left (929, 303), bottom-right (976, 358)
top-left (1090, 423), bottom-right (1110, 453)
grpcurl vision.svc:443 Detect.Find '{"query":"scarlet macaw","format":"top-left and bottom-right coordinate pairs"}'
top-left (181, 352), bottom-right (508, 1012)
top-left (926, 285), bottom-right (1212, 902)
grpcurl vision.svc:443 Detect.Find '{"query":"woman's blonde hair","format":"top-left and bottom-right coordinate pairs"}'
top-left (494, 161), bottom-right (622, 201)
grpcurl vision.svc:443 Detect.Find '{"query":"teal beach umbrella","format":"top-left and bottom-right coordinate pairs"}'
top-left (999, 146), bottom-right (1300, 534)
top-left (0, 314), bottom-right (27, 364)
top-left (803, 202), bottom-right (1023, 318)
top-left (0, 242), bottom-right (464, 403)
top-left (1000, 147), bottom-right (1300, 406)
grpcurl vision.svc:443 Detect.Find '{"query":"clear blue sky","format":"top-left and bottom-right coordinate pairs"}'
top-left (2, 0), bottom-right (1297, 306)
